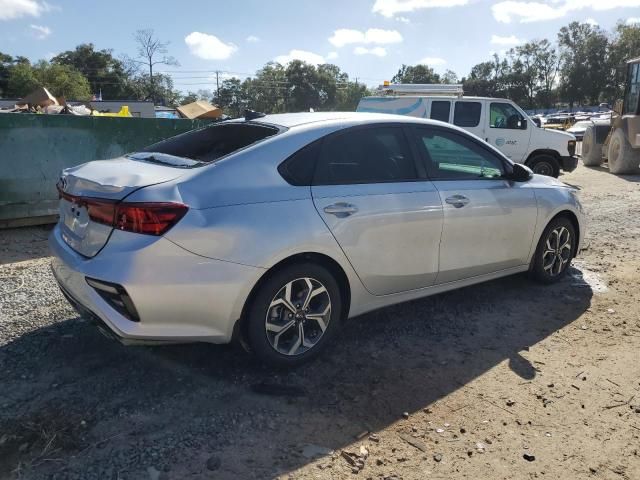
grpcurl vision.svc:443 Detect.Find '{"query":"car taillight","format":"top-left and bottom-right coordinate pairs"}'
top-left (57, 185), bottom-right (187, 236)
top-left (114, 203), bottom-right (188, 236)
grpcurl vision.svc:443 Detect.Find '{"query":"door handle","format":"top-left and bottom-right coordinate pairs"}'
top-left (323, 202), bottom-right (358, 217)
top-left (445, 195), bottom-right (470, 208)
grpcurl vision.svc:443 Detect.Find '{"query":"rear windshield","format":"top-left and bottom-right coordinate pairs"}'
top-left (136, 122), bottom-right (280, 167)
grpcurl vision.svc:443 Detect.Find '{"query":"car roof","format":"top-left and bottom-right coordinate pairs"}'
top-left (250, 111), bottom-right (449, 129)
top-left (361, 95), bottom-right (513, 102)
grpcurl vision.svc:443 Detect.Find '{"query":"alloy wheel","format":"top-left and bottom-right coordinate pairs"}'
top-left (265, 277), bottom-right (332, 356)
top-left (542, 226), bottom-right (572, 276)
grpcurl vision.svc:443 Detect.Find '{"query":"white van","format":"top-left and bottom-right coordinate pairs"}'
top-left (357, 84), bottom-right (578, 177)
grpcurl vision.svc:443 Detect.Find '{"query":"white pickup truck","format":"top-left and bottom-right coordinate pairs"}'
top-left (357, 84), bottom-right (578, 177)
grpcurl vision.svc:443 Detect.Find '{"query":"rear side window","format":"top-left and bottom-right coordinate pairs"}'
top-left (430, 101), bottom-right (451, 122)
top-left (314, 127), bottom-right (417, 185)
top-left (141, 123), bottom-right (279, 165)
top-left (278, 141), bottom-right (320, 186)
top-left (453, 101), bottom-right (482, 127)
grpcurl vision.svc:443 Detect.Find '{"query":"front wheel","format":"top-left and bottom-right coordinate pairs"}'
top-left (530, 217), bottom-right (576, 284)
top-left (527, 154), bottom-right (560, 177)
top-left (246, 263), bottom-right (342, 368)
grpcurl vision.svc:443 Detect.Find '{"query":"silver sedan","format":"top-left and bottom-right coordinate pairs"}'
top-left (50, 112), bottom-right (585, 367)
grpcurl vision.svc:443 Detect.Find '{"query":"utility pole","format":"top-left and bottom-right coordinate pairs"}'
top-left (215, 70), bottom-right (220, 103)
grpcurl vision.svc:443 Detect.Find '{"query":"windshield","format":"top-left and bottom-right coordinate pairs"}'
top-left (134, 122), bottom-right (280, 166)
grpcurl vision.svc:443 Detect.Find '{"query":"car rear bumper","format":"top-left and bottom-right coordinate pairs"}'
top-left (560, 155), bottom-right (579, 172)
top-left (49, 224), bottom-right (265, 345)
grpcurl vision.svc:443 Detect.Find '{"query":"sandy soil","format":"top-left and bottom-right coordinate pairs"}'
top-left (0, 164), bottom-right (639, 480)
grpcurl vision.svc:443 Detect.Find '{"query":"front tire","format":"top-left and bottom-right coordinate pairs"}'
top-left (246, 263), bottom-right (342, 368)
top-left (530, 217), bottom-right (576, 284)
top-left (581, 127), bottom-right (603, 167)
top-left (528, 154), bottom-right (560, 177)
top-left (607, 128), bottom-right (640, 174)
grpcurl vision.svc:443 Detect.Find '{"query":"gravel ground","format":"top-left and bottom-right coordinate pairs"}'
top-left (1, 164), bottom-right (639, 480)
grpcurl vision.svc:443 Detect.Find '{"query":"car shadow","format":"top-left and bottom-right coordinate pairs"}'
top-left (0, 268), bottom-right (593, 479)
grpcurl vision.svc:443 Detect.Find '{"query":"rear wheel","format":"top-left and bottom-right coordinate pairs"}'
top-left (528, 154), bottom-right (559, 177)
top-left (530, 217), bottom-right (576, 284)
top-left (581, 126), bottom-right (603, 167)
top-left (607, 128), bottom-right (640, 174)
top-left (246, 263), bottom-right (342, 368)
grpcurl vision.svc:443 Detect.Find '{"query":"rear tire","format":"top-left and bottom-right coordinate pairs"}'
top-left (581, 127), bottom-right (603, 167)
top-left (528, 154), bottom-right (560, 177)
top-left (607, 128), bottom-right (640, 174)
top-left (246, 263), bottom-right (343, 368)
top-left (530, 216), bottom-right (576, 284)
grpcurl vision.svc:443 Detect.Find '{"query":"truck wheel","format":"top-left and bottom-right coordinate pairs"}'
top-left (608, 128), bottom-right (640, 174)
top-left (581, 127), bottom-right (603, 167)
top-left (528, 155), bottom-right (559, 177)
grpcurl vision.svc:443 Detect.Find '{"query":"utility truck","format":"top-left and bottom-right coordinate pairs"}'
top-left (357, 83), bottom-right (578, 177)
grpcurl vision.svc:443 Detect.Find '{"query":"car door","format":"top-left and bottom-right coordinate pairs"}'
top-left (484, 101), bottom-right (532, 162)
top-left (453, 100), bottom-right (484, 139)
top-left (311, 124), bottom-right (443, 296)
top-left (410, 125), bottom-right (538, 284)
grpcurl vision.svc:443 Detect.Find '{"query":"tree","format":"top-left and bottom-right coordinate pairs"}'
top-left (130, 29), bottom-right (178, 102)
top-left (558, 21), bottom-right (609, 106)
top-left (441, 69), bottom-right (458, 84)
top-left (607, 22), bottom-right (640, 101)
top-left (216, 78), bottom-right (247, 117)
top-left (7, 61), bottom-right (91, 99)
top-left (52, 44), bottom-right (135, 99)
top-left (391, 64), bottom-right (441, 84)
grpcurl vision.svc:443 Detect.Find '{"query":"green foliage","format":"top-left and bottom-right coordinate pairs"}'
top-left (52, 44), bottom-right (136, 99)
top-left (392, 64), bottom-right (441, 84)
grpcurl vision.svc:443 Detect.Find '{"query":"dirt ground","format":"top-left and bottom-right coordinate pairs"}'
top-left (1, 164), bottom-right (639, 480)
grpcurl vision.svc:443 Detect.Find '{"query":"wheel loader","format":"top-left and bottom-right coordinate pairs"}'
top-left (582, 56), bottom-right (640, 174)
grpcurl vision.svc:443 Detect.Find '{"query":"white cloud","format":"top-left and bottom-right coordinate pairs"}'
top-left (583, 17), bottom-right (598, 25)
top-left (185, 32), bottom-right (237, 60)
top-left (626, 16), bottom-right (640, 24)
top-left (373, 0), bottom-right (469, 17)
top-left (418, 56), bottom-right (446, 65)
top-left (327, 51), bottom-right (339, 60)
top-left (29, 23), bottom-right (50, 38)
top-left (354, 46), bottom-right (388, 57)
top-left (492, 0), bottom-right (640, 24)
top-left (0, 0), bottom-right (52, 20)
top-left (328, 28), bottom-right (402, 47)
top-left (396, 16), bottom-right (410, 23)
top-left (246, 35), bottom-right (260, 43)
top-left (490, 34), bottom-right (523, 45)
top-left (275, 49), bottom-right (326, 65)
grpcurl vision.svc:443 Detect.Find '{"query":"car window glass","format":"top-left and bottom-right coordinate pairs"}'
top-left (314, 127), bottom-right (417, 185)
top-left (142, 123), bottom-right (279, 165)
top-left (490, 102), bottom-right (527, 130)
top-left (430, 101), bottom-right (451, 122)
top-left (453, 101), bottom-right (482, 127)
top-left (416, 129), bottom-right (504, 180)
top-left (278, 141), bottom-right (320, 186)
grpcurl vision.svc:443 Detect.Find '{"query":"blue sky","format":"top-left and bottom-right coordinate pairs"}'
top-left (1, 0), bottom-right (639, 91)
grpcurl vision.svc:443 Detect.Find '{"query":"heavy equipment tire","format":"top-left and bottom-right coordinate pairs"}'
top-left (581, 126), bottom-right (603, 167)
top-left (608, 128), bottom-right (640, 174)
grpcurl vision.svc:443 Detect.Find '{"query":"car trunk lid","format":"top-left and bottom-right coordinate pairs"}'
top-left (58, 156), bottom-right (186, 257)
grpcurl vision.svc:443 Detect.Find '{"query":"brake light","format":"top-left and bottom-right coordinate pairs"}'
top-left (57, 184), bottom-right (187, 236)
top-left (115, 203), bottom-right (188, 236)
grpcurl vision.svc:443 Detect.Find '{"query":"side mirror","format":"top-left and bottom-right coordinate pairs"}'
top-left (531, 117), bottom-right (541, 128)
top-left (509, 163), bottom-right (533, 182)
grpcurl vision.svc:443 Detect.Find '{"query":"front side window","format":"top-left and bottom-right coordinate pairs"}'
top-left (314, 127), bottom-right (417, 185)
top-left (490, 102), bottom-right (527, 130)
top-left (416, 128), bottom-right (505, 180)
top-left (624, 63), bottom-right (640, 115)
top-left (430, 101), bottom-right (451, 122)
top-left (453, 101), bottom-right (482, 127)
